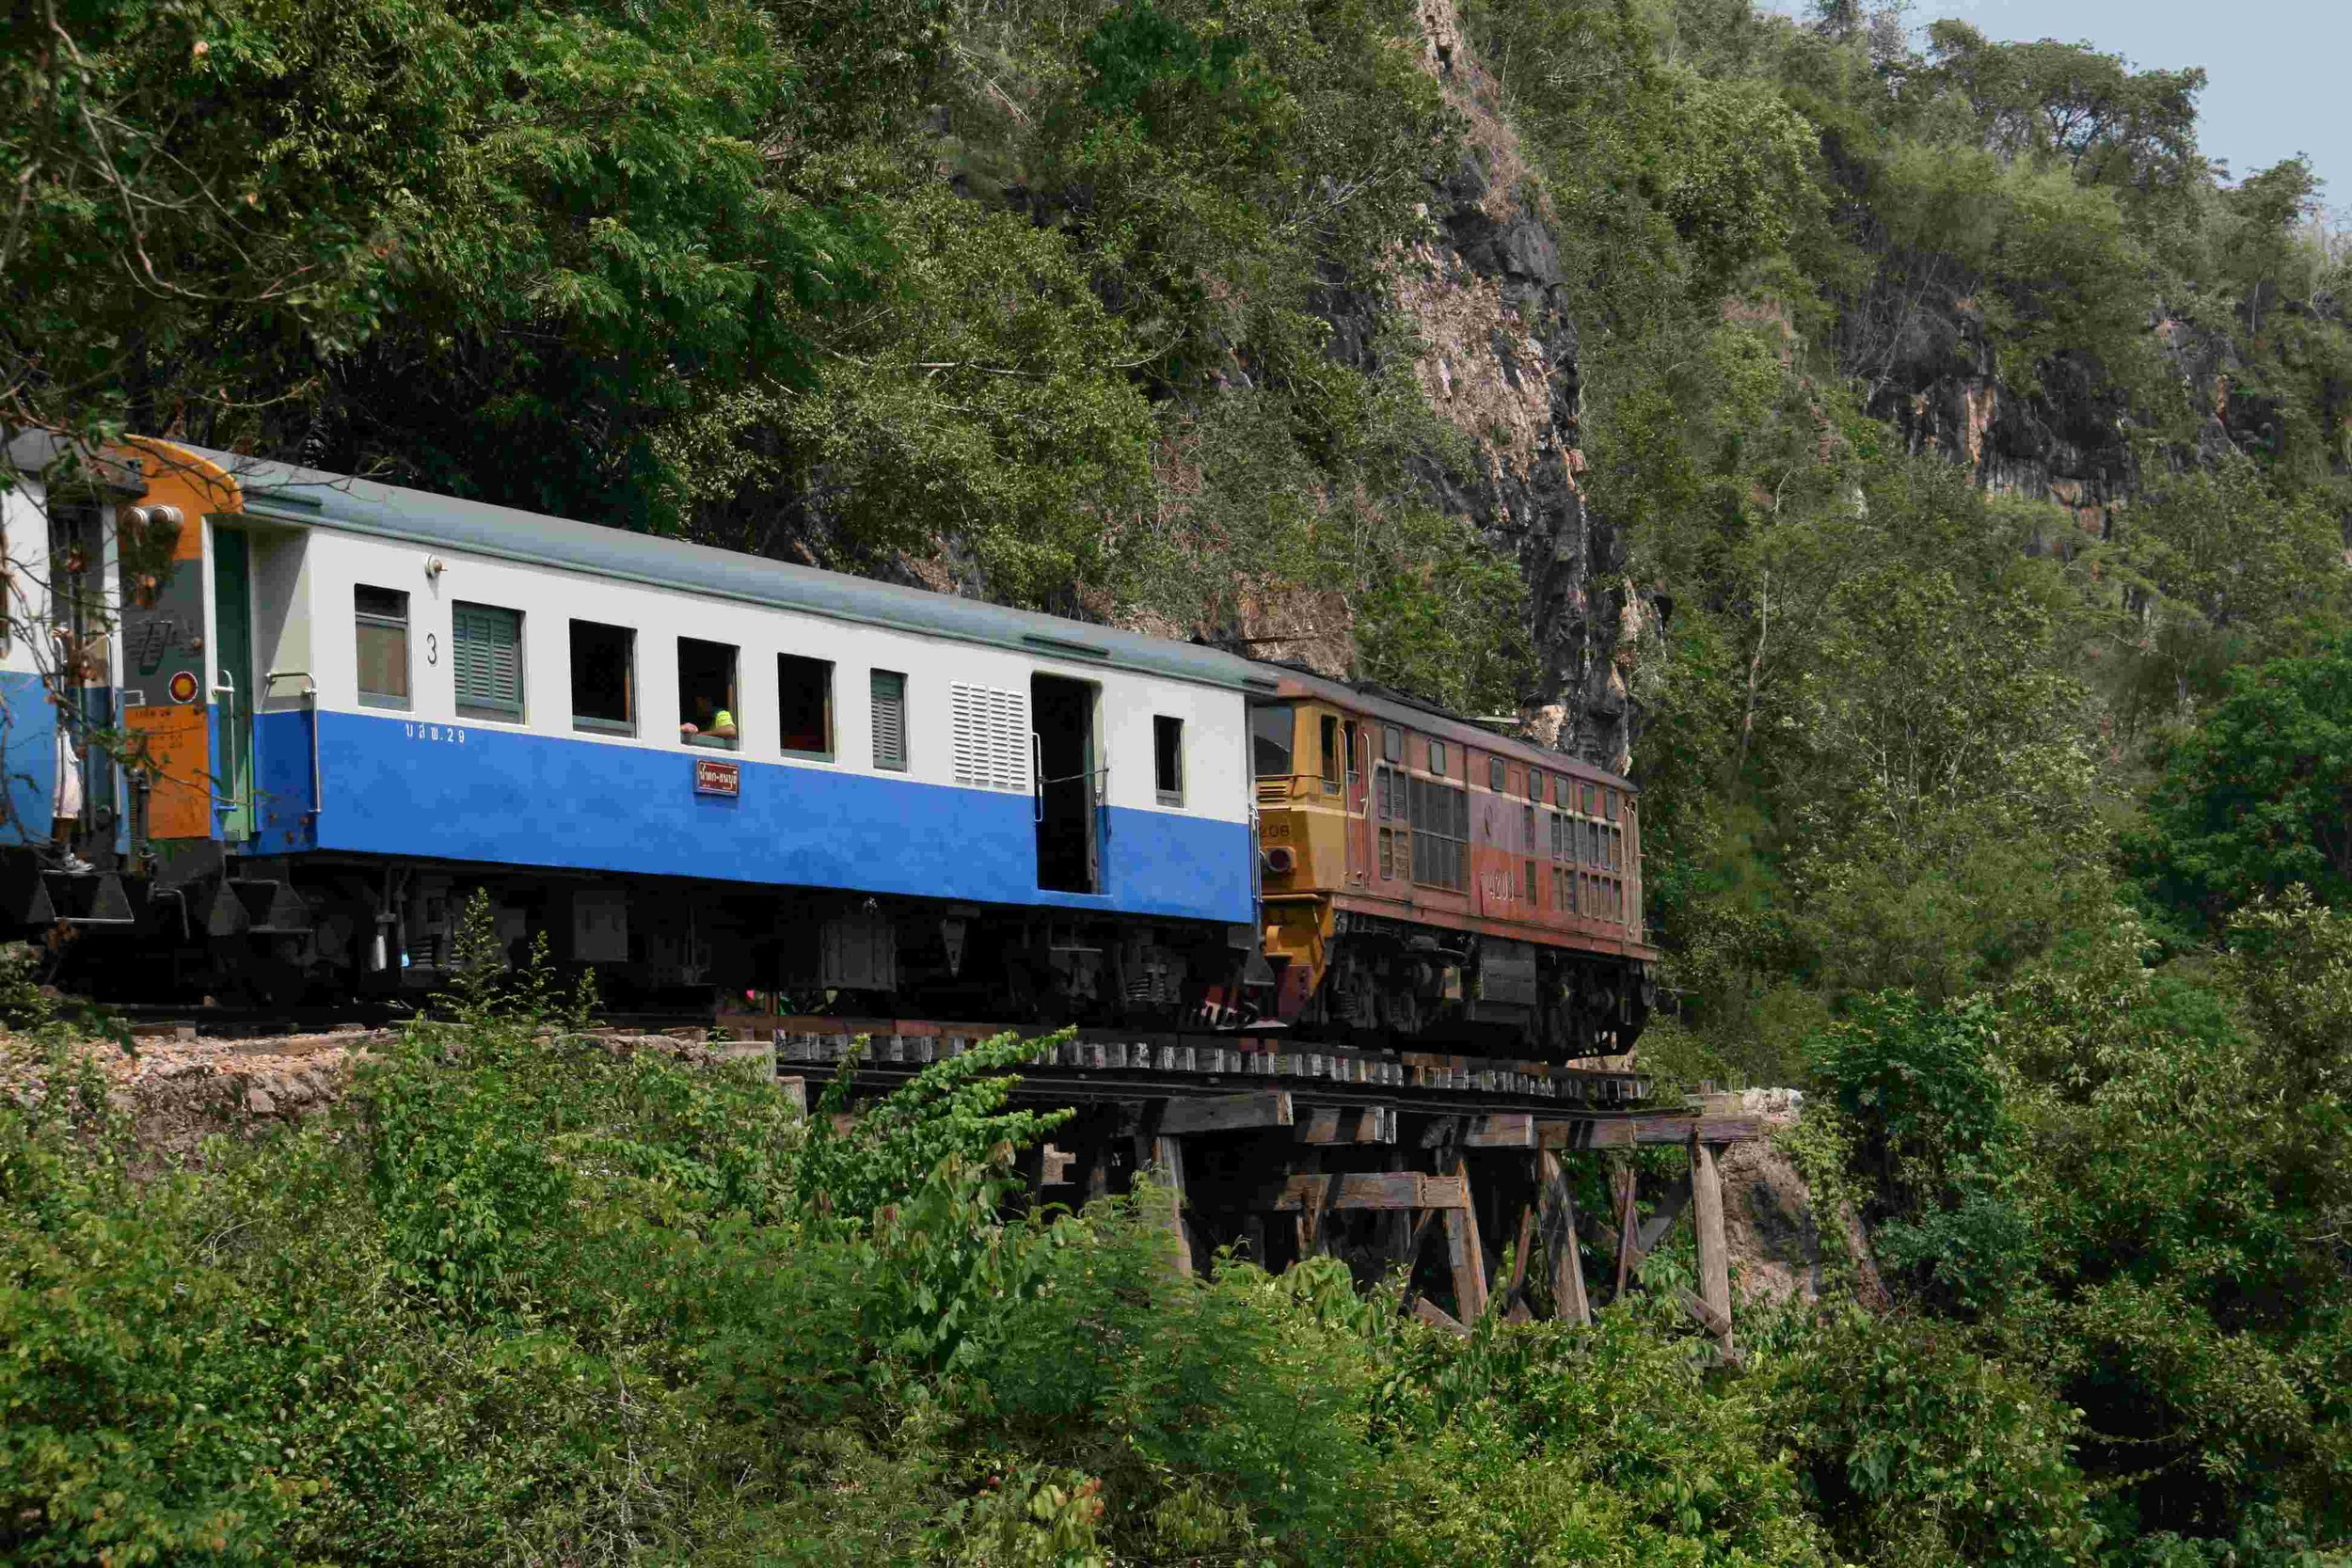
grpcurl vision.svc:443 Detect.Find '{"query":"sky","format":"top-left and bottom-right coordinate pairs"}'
top-left (1761, 0), bottom-right (2351, 214)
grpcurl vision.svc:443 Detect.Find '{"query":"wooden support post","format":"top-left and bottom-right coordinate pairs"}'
top-left (1138, 1132), bottom-right (1193, 1277)
top-left (1612, 1160), bottom-right (1637, 1302)
top-left (1691, 1132), bottom-right (1732, 1354)
top-left (1294, 1152), bottom-right (1323, 1258)
top-left (1441, 1152), bottom-right (1488, 1323)
top-left (1498, 1202), bottom-right (1534, 1323)
top-left (1380, 1149), bottom-right (1411, 1260)
top-left (1536, 1148), bottom-right (1592, 1326)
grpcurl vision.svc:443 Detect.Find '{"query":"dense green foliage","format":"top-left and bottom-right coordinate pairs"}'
top-left (7, 0), bottom-right (1530, 705)
top-left (5, 943), bottom-right (1854, 1565)
top-left (2131, 641), bottom-right (2352, 936)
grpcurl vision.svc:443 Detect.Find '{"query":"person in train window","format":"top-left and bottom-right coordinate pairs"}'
top-left (681, 694), bottom-right (737, 746)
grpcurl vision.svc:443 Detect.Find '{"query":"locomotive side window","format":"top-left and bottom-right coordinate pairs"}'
top-left (1343, 721), bottom-right (1359, 788)
top-left (1153, 715), bottom-right (1184, 805)
top-left (778, 655), bottom-right (834, 759)
top-left (1318, 715), bottom-right (1341, 792)
top-left (354, 586), bottom-right (410, 710)
top-left (1250, 703), bottom-right (1293, 781)
top-left (871, 670), bottom-right (908, 771)
top-left (1528, 769), bottom-right (1543, 802)
top-left (677, 637), bottom-right (739, 750)
top-left (1488, 757), bottom-right (1505, 792)
top-left (452, 602), bottom-right (523, 721)
top-left (569, 619), bottom-right (636, 736)
top-left (1382, 724), bottom-right (1402, 763)
top-left (1427, 739), bottom-right (1446, 777)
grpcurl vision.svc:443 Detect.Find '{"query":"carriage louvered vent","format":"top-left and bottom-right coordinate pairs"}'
top-left (950, 683), bottom-right (1029, 791)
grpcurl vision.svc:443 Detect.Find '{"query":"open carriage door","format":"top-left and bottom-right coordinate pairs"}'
top-left (209, 528), bottom-right (256, 842)
top-left (1032, 673), bottom-right (1100, 894)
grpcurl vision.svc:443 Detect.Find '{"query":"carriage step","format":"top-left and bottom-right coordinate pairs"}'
top-left (42, 869), bottom-right (133, 927)
top-left (207, 878), bottom-right (311, 938)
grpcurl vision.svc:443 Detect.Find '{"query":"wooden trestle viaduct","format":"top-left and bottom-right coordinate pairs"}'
top-left (731, 1015), bottom-right (1762, 1354)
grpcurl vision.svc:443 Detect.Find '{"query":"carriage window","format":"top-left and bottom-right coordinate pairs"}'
top-left (778, 654), bottom-right (833, 759)
top-left (1154, 714), bottom-right (1184, 805)
top-left (1319, 715), bottom-right (1341, 791)
top-left (569, 620), bottom-right (635, 735)
top-left (871, 670), bottom-right (907, 770)
top-left (1251, 703), bottom-right (1294, 780)
top-left (452, 601), bottom-right (523, 721)
top-left (355, 586), bottom-right (409, 710)
top-left (1382, 724), bottom-right (1402, 763)
top-left (1528, 769), bottom-right (1543, 802)
top-left (1427, 740), bottom-right (1447, 777)
top-left (1604, 787), bottom-right (1619, 821)
top-left (1555, 772), bottom-right (1570, 804)
top-left (677, 637), bottom-right (738, 750)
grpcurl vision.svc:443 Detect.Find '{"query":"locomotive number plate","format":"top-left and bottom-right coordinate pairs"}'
top-left (694, 758), bottom-right (740, 798)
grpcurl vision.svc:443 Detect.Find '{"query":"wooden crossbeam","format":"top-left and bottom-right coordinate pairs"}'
top-left (1539, 1114), bottom-right (1760, 1149)
top-left (1158, 1090), bottom-right (1293, 1136)
top-left (1465, 1112), bottom-right (1535, 1148)
top-left (1411, 1295), bottom-right (1470, 1338)
top-left (1257, 1171), bottom-right (1469, 1212)
top-left (1677, 1286), bottom-right (1732, 1340)
top-left (1294, 1105), bottom-right (1395, 1144)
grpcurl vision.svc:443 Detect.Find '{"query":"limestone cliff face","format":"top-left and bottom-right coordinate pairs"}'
top-left (1310, 0), bottom-right (1645, 774)
top-left (1860, 277), bottom-right (2321, 547)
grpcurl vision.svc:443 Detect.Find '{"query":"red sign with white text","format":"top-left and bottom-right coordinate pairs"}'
top-left (694, 758), bottom-right (740, 798)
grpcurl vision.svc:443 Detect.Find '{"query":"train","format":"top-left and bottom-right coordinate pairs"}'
top-left (0, 436), bottom-right (1655, 1059)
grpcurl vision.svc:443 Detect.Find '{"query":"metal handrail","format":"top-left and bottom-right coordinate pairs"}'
top-left (263, 670), bottom-right (321, 820)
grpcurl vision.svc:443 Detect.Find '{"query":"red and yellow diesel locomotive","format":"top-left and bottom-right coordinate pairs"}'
top-left (1248, 667), bottom-right (1655, 1059)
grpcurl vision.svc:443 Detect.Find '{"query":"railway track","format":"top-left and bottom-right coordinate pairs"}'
top-left (101, 1001), bottom-right (1676, 1122)
top-left (739, 1015), bottom-right (1676, 1124)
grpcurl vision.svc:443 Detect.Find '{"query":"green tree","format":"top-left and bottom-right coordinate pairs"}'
top-left (2134, 640), bottom-right (2352, 932)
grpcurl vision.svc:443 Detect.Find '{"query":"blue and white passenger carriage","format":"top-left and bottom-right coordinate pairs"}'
top-left (0, 438), bottom-right (1266, 1015)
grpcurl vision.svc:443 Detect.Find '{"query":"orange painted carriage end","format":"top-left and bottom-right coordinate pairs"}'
top-left (115, 439), bottom-right (243, 841)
